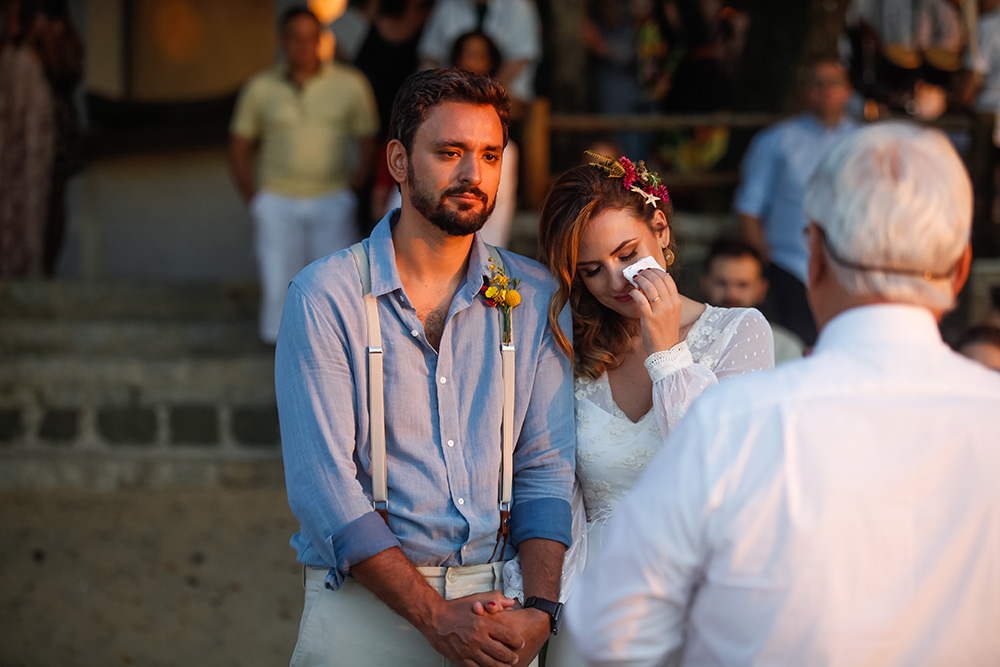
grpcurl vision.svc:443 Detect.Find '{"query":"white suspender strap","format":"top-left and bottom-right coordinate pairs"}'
top-left (500, 344), bottom-right (515, 509)
top-left (487, 245), bottom-right (515, 513)
top-left (350, 240), bottom-right (514, 539)
top-left (486, 245), bottom-right (515, 561)
top-left (349, 242), bottom-right (388, 523)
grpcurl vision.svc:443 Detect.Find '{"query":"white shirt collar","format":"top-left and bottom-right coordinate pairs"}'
top-left (814, 303), bottom-right (943, 352)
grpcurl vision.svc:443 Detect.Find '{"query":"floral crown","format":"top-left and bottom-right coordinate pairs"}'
top-left (585, 151), bottom-right (670, 207)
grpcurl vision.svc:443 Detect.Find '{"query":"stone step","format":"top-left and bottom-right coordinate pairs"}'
top-left (1, 353), bottom-right (279, 452)
top-left (1, 319), bottom-right (266, 356)
top-left (3, 354), bottom-right (275, 402)
top-left (0, 280), bottom-right (260, 321)
top-left (1, 280), bottom-right (281, 482)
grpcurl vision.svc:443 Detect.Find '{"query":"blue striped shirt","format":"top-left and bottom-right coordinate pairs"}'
top-left (276, 211), bottom-right (575, 590)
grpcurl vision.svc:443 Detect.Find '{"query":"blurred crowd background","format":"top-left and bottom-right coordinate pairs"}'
top-left (2, 3), bottom-right (999, 664)
top-left (2, 0), bottom-right (998, 279)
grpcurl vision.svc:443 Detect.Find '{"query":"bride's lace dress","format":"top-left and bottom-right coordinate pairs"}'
top-left (576, 305), bottom-right (773, 554)
top-left (543, 305), bottom-right (773, 667)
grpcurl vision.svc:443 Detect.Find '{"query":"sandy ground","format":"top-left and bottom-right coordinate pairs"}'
top-left (0, 488), bottom-right (303, 667)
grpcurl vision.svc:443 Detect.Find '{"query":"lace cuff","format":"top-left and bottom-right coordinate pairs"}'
top-left (644, 342), bottom-right (694, 382)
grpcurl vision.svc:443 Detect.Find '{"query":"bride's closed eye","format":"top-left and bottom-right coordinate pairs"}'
top-left (618, 250), bottom-right (638, 263)
top-left (580, 250), bottom-right (639, 278)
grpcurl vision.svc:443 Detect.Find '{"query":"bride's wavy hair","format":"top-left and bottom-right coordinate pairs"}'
top-left (538, 163), bottom-right (674, 379)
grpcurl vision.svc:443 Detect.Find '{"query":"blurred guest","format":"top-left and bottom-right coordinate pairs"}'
top-left (960, 0), bottom-right (1000, 254)
top-left (956, 325), bottom-right (1000, 371)
top-left (330, 0), bottom-right (371, 63)
top-left (229, 6), bottom-right (378, 343)
top-left (582, 1), bottom-right (650, 159)
top-left (734, 58), bottom-right (857, 346)
top-left (418, 0), bottom-right (540, 112)
top-left (846, 0), bottom-right (966, 105)
top-left (702, 239), bottom-right (804, 363)
top-left (0, 0), bottom-right (55, 278)
top-left (354, 2), bottom-right (430, 155)
top-left (352, 0), bottom-right (430, 228)
top-left (33, 0), bottom-right (83, 276)
top-left (354, 0), bottom-right (430, 139)
top-left (566, 121), bottom-right (1000, 667)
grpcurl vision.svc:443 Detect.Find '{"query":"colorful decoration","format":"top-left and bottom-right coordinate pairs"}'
top-left (480, 258), bottom-right (521, 345)
top-left (586, 151), bottom-right (670, 207)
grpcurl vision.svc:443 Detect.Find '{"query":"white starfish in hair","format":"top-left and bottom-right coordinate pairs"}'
top-left (631, 185), bottom-right (660, 206)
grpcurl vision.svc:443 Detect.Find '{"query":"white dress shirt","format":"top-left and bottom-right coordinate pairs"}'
top-left (567, 304), bottom-right (1000, 666)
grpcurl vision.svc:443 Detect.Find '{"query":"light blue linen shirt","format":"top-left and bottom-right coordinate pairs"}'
top-left (275, 211), bottom-right (576, 590)
top-left (733, 114), bottom-right (857, 283)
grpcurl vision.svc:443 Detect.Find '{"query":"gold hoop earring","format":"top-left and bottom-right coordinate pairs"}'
top-left (662, 248), bottom-right (674, 266)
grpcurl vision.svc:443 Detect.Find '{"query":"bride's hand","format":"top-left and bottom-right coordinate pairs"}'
top-left (629, 268), bottom-right (682, 356)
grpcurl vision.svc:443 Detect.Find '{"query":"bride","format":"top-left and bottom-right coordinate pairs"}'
top-left (536, 155), bottom-right (774, 663)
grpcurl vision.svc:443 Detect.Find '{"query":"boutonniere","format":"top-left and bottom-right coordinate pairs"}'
top-left (479, 258), bottom-right (521, 345)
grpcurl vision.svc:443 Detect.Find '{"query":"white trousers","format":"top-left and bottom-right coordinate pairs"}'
top-left (250, 189), bottom-right (359, 343)
top-left (290, 561), bottom-right (539, 667)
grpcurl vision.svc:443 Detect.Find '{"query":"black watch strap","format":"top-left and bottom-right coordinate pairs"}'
top-left (523, 596), bottom-right (563, 635)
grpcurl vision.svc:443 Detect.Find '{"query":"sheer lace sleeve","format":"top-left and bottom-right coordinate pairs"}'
top-left (649, 308), bottom-right (773, 439)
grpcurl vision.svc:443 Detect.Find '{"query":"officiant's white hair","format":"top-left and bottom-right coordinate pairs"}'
top-left (804, 122), bottom-right (971, 311)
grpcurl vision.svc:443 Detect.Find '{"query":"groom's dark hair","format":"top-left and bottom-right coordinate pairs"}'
top-left (387, 68), bottom-right (510, 154)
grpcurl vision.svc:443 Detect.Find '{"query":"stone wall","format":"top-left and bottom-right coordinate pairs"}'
top-left (0, 281), bottom-right (282, 490)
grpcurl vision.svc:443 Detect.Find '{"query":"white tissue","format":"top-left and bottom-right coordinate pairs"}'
top-left (622, 255), bottom-right (662, 288)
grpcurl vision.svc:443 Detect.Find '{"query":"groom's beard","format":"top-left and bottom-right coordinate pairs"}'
top-left (407, 163), bottom-right (496, 237)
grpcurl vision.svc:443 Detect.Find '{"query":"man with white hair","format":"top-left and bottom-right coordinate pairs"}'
top-left (565, 122), bottom-right (1000, 666)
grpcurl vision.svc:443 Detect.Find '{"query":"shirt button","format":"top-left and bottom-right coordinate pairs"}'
top-left (410, 329), bottom-right (419, 337)
top-left (447, 439), bottom-right (455, 447)
top-left (447, 570), bottom-right (457, 582)
top-left (439, 377), bottom-right (447, 384)
top-left (457, 497), bottom-right (465, 505)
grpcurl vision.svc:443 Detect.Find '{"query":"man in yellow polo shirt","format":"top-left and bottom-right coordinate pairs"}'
top-left (229, 6), bottom-right (378, 343)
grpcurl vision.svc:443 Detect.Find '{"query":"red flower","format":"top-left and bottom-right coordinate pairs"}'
top-left (619, 156), bottom-right (637, 190)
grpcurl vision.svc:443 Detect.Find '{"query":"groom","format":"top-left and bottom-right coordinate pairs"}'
top-left (275, 68), bottom-right (575, 666)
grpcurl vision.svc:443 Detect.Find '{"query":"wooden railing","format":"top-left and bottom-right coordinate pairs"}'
top-left (521, 99), bottom-right (975, 209)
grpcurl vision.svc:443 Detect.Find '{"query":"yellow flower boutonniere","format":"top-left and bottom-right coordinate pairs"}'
top-left (480, 258), bottom-right (521, 345)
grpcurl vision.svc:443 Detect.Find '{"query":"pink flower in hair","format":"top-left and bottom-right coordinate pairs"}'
top-left (619, 156), bottom-right (637, 190)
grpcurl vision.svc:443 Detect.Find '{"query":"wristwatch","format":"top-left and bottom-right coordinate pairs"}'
top-left (523, 596), bottom-right (563, 635)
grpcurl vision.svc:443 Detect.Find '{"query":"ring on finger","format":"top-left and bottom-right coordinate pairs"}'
top-left (650, 296), bottom-right (661, 302)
